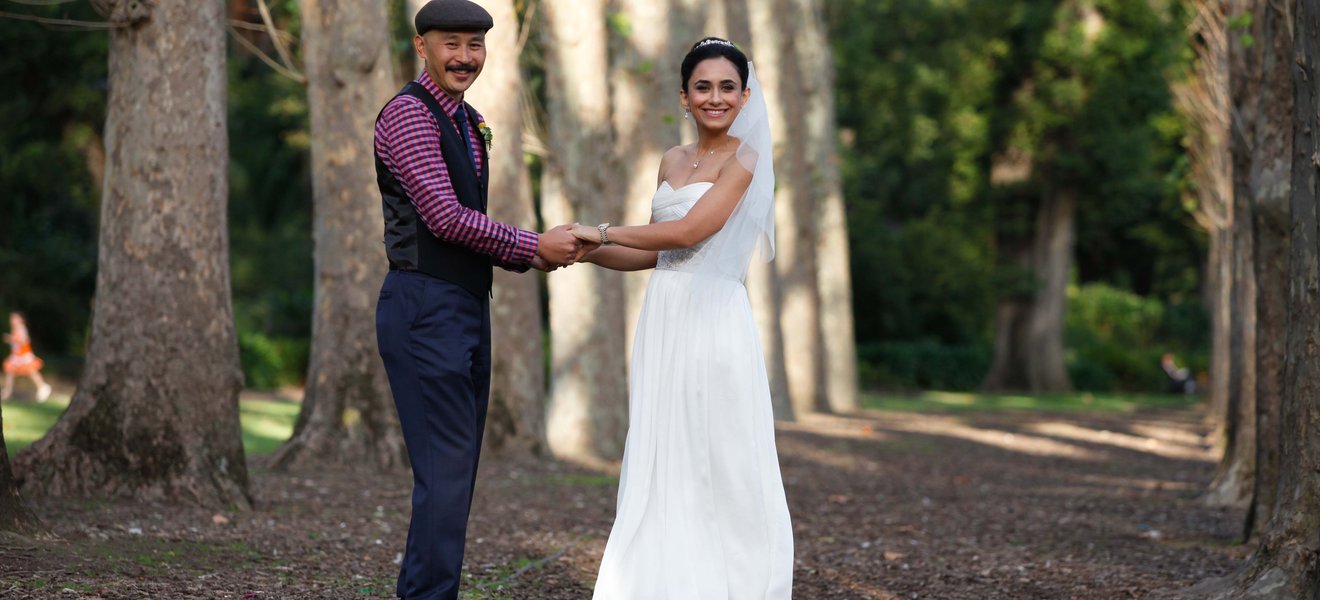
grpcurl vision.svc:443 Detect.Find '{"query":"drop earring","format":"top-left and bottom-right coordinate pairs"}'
top-left (684, 109), bottom-right (691, 120)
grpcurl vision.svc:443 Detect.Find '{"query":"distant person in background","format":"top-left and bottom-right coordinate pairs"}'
top-left (3, 312), bottom-right (52, 402)
top-left (1162, 353), bottom-right (1195, 395)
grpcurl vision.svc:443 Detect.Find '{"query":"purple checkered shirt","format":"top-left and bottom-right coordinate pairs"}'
top-left (375, 71), bottom-right (538, 272)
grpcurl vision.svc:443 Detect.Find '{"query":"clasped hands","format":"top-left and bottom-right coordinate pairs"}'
top-left (532, 223), bottom-right (607, 272)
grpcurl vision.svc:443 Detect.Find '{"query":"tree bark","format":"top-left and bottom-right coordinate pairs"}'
top-left (541, 0), bottom-right (630, 463)
top-left (982, 189), bottom-right (1075, 393)
top-left (1246, 0), bottom-right (1294, 540)
top-left (1205, 4), bottom-right (1320, 595)
top-left (464, 0), bottom-right (547, 456)
top-left (1205, 0), bottom-right (1262, 510)
top-left (791, 0), bottom-right (859, 414)
top-left (1, 410), bottom-right (41, 533)
top-left (268, 0), bottom-right (405, 472)
top-left (1172, 0), bottom-right (1234, 431)
top-left (749, 0), bottom-right (827, 416)
top-left (15, 0), bottom-right (250, 507)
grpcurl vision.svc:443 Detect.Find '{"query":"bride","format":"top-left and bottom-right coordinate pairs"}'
top-left (569, 37), bottom-right (794, 599)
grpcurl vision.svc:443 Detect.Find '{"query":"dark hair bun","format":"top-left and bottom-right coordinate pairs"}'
top-left (681, 37), bottom-right (750, 92)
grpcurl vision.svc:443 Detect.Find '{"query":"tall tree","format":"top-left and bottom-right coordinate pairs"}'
top-left (1175, 0), bottom-right (1234, 432)
top-left (792, 0), bottom-right (859, 413)
top-left (1204, 0), bottom-right (1262, 510)
top-left (1245, 0), bottom-right (1294, 540)
top-left (1209, 3), bottom-right (1320, 594)
top-left (749, 0), bottom-right (827, 416)
top-left (464, 0), bottom-right (547, 455)
top-left (15, 0), bottom-right (250, 507)
top-left (269, 0), bottom-right (405, 470)
top-left (541, 0), bottom-right (630, 463)
top-left (981, 1), bottom-right (1094, 394)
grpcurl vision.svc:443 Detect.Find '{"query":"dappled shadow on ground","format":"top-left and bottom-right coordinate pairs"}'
top-left (0, 406), bottom-right (1243, 599)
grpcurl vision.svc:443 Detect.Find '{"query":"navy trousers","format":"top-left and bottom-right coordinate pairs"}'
top-left (376, 270), bottom-right (491, 600)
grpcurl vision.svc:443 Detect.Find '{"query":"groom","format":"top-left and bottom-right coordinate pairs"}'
top-left (373, 1), bottom-right (584, 598)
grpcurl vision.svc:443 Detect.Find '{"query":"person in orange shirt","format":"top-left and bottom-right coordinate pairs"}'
top-left (3, 312), bottom-right (51, 402)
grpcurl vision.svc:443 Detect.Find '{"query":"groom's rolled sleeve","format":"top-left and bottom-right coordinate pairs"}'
top-left (375, 97), bottom-right (538, 271)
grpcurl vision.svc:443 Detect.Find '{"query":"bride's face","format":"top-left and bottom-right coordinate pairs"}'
top-left (681, 58), bottom-right (750, 131)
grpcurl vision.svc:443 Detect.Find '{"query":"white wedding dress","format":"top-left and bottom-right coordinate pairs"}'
top-left (591, 177), bottom-right (795, 598)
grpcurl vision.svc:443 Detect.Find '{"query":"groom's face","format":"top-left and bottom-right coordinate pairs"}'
top-left (415, 30), bottom-right (487, 100)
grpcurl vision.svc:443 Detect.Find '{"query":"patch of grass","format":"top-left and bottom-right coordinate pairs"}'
top-left (862, 390), bottom-right (1201, 413)
top-left (3, 393), bottom-right (300, 457)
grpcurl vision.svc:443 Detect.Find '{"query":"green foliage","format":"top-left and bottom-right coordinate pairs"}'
top-left (238, 331), bottom-right (283, 389)
top-left (831, 0), bottom-right (1206, 391)
top-left (858, 341), bottom-right (991, 392)
top-left (857, 283), bottom-right (1208, 393)
top-left (1065, 283), bottom-right (1206, 392)
top-left (0, 4), bottom-right (107, 365)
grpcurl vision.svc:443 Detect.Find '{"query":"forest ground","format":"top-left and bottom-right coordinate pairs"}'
top-left (0, 390), bottom-right (1246, 599)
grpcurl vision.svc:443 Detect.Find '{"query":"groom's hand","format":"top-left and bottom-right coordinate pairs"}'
top-left (538, 224), bottom-right (582, 266)
top-left (530, 255), bottom-right (560, 272)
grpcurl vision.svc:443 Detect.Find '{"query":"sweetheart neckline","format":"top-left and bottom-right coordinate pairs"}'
top-left (659, 180), bottom-right (716, 192)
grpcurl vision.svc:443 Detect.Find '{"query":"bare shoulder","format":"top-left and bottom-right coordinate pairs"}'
top-left (657, 144), bottom-right (694, 186)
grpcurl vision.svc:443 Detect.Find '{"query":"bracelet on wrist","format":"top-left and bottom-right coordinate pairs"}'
top-left (598, 223), bottom-right (611, 245)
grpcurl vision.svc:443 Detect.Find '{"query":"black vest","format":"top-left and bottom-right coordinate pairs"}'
top-left (376, 81), bottom-right (492, 297)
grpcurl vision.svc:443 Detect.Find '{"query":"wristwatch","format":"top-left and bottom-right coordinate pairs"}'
top-left (598, 223), bottom-right (611, 245)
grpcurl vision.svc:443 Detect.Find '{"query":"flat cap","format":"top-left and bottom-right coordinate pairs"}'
top-left (415, 0), bottom-right (494, 35)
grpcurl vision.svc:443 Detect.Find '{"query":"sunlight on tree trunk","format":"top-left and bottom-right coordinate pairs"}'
top-left (464, 0), bottom-right (547, 456)
top-left (750, 0), bottom-right (826, 416)
top-left (270, 0), bottom-right (405, 472)
top-left (15, 0), bottom-right (250, 508)
top-left (793, 0), bottom-right (859, 414)
top-left (542, 0), bottom-right (630, 464)
top-left (1173, 0), bottom-right (1233, 437)
top-left (1205, 0), bottom-right (1261, 509)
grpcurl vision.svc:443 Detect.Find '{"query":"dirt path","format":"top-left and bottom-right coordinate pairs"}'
top-left (0, 406), bottom-right (1245, 599)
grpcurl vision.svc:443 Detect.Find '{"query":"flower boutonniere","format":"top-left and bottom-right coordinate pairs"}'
top-left (477, 120), bottom-right (493, 151)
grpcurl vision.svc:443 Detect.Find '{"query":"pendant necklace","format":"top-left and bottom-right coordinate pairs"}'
top-left (692, 145), bottom-right (718, 169)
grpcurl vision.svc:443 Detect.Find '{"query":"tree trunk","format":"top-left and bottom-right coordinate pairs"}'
top-left (406, 0), bottom-right (426, 76)
top-left (14, 0), bottom-right (250, 507)
top-left (1, 410), bottom-right (41, 533)
top-left (1205, 0), bottom-right (1262, 509)
top-left (982, 189), bottom-right (1075, 393)
top-left (611, 0), bottom-right (681, 367)
top-left (1246, 0), bottom-right (1294, 540)
top-left (1172, 0), bottom-right (1234, 431)
top-left (1205, 4), bottom-right (1320, 594)
top-left (1206, 225), bottom-right (1234, 432)
top-left (268, 0), bottom-right (405, 472)
top-left (541, 0), bottom-right (630, 463)
top-left (792, 0), bottom-right (859, 414)
top-left (464, 0), bottom-right (547, 456)
top-left (749, 0), bottom-right (826, 416)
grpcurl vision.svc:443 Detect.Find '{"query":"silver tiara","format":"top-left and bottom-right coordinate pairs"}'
top-left (696, 38), bottom-right (735, 49)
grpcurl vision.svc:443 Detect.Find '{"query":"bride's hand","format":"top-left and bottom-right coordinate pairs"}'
top-left (568, 224), bottom-right (601, 243)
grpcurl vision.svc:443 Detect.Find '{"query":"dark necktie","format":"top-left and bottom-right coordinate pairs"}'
top-left (454, 104), bottom-right (479, 174)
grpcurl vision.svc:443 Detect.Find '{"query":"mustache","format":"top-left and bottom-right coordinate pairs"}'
top-left (446, 63), bottom-right (478, 73)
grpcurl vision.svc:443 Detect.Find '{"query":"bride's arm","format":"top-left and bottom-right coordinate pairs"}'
top-left (580, 246), bottom-right (658, 271)
top-left (573, 160), bottom-right (753, 251)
